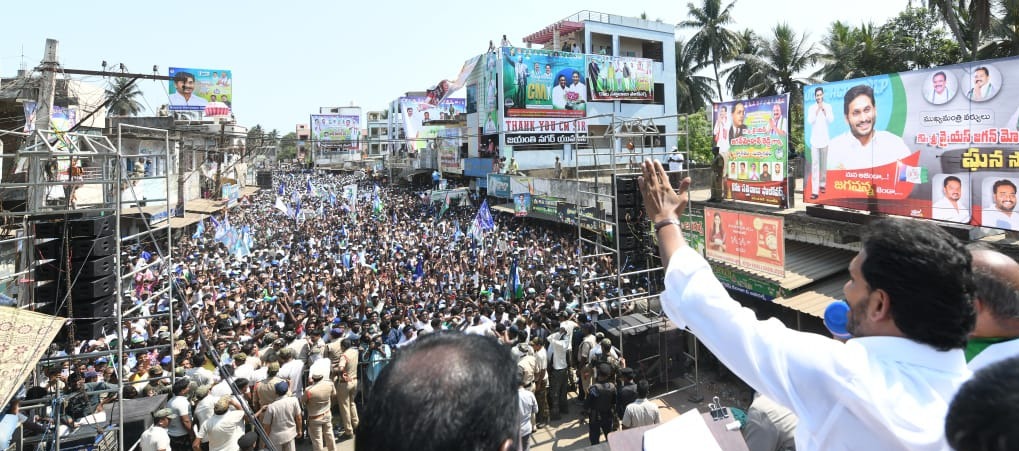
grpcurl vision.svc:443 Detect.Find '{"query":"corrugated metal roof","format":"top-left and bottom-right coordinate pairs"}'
top-left (773, 275), bottom-right (848, 319)
top-left (710, 241), bottom-right (855, 291)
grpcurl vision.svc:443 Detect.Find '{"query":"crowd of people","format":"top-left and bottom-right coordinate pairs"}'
top-left (9, 160), bottom-right (1019, 451)
top-left (12, 169), bottom-right (667, 451)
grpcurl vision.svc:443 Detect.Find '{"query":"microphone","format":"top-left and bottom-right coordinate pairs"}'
top-left (824, 300), bottom-right (852, 341)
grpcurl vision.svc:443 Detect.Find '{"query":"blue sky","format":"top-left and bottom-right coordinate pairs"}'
top-left (1, 0), bottom-right (908, 134)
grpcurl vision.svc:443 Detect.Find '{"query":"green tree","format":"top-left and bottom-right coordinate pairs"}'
top-left (981, 0), bottom-right (1019, 58)
top-left (104, 77), bottom-right (144, 116)
top-left (720, 28), bottom-right (762, 98)
top-left (675, 38), bottom-right (716, 114)
top-left (727, 24), bottom-right (819, 106)
top-left (880, 7), bottom-right (960, 69)
top-left (925, 0), bottom-right (994, 60)
top-left (246, 124), bottom-right (263, 157)
top-left (679, 0), bottom-right (739, 101)
top-left (278, 132), bottom-right (297, 161)
top-left (677, 109), bottom-right (714, 164)
top-left (815, 21), bottom-right (862, 81)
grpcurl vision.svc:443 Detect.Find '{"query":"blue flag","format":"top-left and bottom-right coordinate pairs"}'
top-left (413, 259), bottom-right (424, 281)
top-left (479, 199), bottom-right (495, 230)
top-left (192, 218), bottom-right (205, 239)
top-left (278, 182), bottom-right (284, 196)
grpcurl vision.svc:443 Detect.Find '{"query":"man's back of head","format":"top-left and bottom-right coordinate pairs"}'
top-left (860, 218), bottom-right (974, 350)
top-left (358, 332), bottom-right (518, 451)
top-left (945, 355), bottom-right (1019, 451)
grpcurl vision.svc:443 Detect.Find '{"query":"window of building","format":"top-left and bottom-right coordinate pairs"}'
top-left (653, 83), bottom-right (665, 105)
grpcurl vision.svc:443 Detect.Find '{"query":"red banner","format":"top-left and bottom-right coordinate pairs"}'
top-left (704, 208), bottom-right (785, 278)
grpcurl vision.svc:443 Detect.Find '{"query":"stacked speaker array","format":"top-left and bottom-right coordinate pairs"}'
top-left (256, 170), bottom-right (273, 189)
top-left (613, 175), bottom-right (652, 269)
top-left (34, 216), bottom-right (117, 339)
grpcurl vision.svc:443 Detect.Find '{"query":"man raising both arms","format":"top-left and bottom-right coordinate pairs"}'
top-left (637, 158), bottom-right (974, 450)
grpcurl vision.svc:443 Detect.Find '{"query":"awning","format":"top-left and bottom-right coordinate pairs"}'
top-left (523, 20), bottom-right (585, 45)
top-left (240, 186), bottom-right (260, 197)
top-left (121, 204), bottom-right (174, 217)
top-left (169, 212), bottom-right (208, 229)
top-left (772, 275), bottom-right (847, 319)
top-left (186, 198), bottom-right (228, 214)
top-left (711, 241), bottom-right (854, 292)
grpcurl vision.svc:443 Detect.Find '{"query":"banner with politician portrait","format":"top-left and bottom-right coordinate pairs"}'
top-left (501, 47), bottom-right (587, 118)
top-left (399, 97), bottom-right (466, 151)
top-left (586, 55), bottom-right (654, 101)
top-left (310, 114), bottom-right (360, 150)
top-left (803, 55), bottom-right (1019, 231)
top-left (168, 67), bottom-right (233, 116)
top-left (703, 208), bottom-right (785, 278)
top-left (712, 94), bottom-right (790, 206)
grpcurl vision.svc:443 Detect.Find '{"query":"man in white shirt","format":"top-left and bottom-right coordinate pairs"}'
top-left (620, 380), bottom-right (659, 429)
top-left (140, 408), bottom-right (174, 451)
top-left (827, 84), bottom-right (911, 171)
top-left (636, 158), bottom-right (975, 450)
top-left (808, 87), bottom-right (833, 200)
top-left (547, 327), bottom-right (572, 420)
top-left (551, 75), bottom-right (569, 110)
top-left (967, 66), bottom-right (995, 101)
top-left (932, 175), bottom-right (971, 222)
top-left (929, 71), bottom-right (953, 105)
top-left (567, 70), bottom-right (587, 108)
top-left (983, 179), bottom-right (1019, 230)
top-left (964, 245), bottom-right (1019, 371)
top-left (168, 71), bottom-right (207, 110)
top-left (194, 396), bottom-right (246, 451)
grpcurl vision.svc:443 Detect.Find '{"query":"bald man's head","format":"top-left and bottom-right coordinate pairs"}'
top-left (969, 246), bottom-right (1019, 337)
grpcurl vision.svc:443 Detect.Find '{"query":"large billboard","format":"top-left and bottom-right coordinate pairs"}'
top-left (168, 67), bottom-right (233, 116)
top-left (400, 97), bottom-right (466, 151)
top-left (503, 117), bottom-right (588, 145)
top-left (704, 208), bottom-right (785, 278)
top-left (586, 55), bottom-right (654, 101)
top-left (502, 47), bottom-right (587, 118)
top-left (803, 56), bottom-right (1019, 230)
top-left (713, 94), bottom-right (790, 206)
top-left (310, 114), bottom-right (360, 150)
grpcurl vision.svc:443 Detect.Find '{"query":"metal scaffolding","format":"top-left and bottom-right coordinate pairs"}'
top-left (573, 113), bottom-right (701, 398)
top-left (0, 123), bottom-right (174, 450)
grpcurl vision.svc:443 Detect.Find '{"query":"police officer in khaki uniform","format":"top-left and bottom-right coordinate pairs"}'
top-left (336, 338), bottom-right (359, 440)
top-left (303, 367), bottom-right (336, 451)
top-left (253, 362), bottom-right (283, 411)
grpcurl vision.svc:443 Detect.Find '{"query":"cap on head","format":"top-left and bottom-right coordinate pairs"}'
top-left (153, 408), bottom-right (177, 420)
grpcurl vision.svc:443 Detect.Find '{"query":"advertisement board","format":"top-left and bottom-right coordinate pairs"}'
top-left (502, 47), bottom-right (587, 118)
top-left (680, 212), bottom-right (705, 256)
top-left (222, 184), bottom-right (240, 208)
top-left (532, 196), bottom-right (564, 216)
top-left (713, 94), bottom-right (790, 206)
top-left (488, 174), bottom-right (511, 198)
top-left (310, 114), bottom-right (360, 150)
top-left (704, 208), bottom-right (785, 278)
top-left (168, 67), bottom-right (233, 116)
top-left (586, 55), bottom-right (654, 101)
top-left (399, 96), bottom-right (466, 151)
top-left (437, 128), bottom-right (462, 173)
top-left (803, 56), bottom-right (1019, 230)
top-left (513, 193), bottom-right (531, 216)
top-left (503, 117), bottom-right (588, 145)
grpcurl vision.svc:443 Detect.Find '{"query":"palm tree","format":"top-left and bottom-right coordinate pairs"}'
top-left (925, 0), bottom-right (993, 59)
top-left (679, 0), bottom-right (739, 101)
top-left (720, 29), bottom-right (761, 98)
top-left (980, 0), bottom-right (1019, 58)
top-left (674, 38), bottom-right (716, 114)
top-left (105, 77), bottom-right (144, 116)
top-left (728, 24), bottom-right (819, 106)
top-left (815, 22), bottom-right (861, 81)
